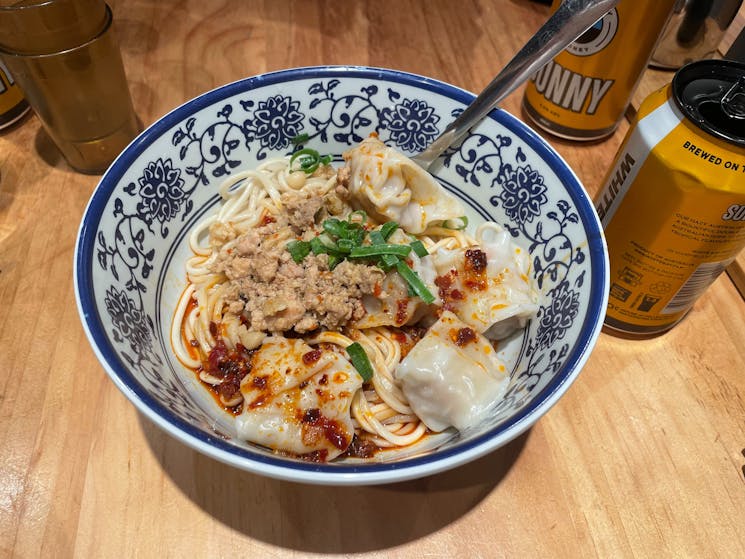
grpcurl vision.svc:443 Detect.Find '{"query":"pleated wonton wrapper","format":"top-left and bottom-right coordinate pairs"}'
top-left (343, 136), bottom-right (465, 234)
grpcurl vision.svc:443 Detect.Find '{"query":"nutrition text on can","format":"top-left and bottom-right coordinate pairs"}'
top-left (596, 60), bottom-right (745, 336)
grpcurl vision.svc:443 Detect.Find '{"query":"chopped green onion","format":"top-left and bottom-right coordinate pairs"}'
top-left (368, 230), bottom-right (386, 245)
top-left (320, 154), bottom-right (332, 165)
top-left (286, 216), bottom-right (428, 283)
top-left (336, 238), bottom-right (355, 252)
top-left (442, 216), bottom-right (469, 230)
top-left (291, 133), bottom-right (310, 145)
top-left (290, 148), bottom-right (325, 174)
top-left (395, 260), bottom-right (435, 304)
top-left (286, 240), bottom-right (311, 263)
top-left (322, 218), bottom-right (346, 238)
top-left (317, 233), bottom-right (338, 250)
top-left (349, 244), bottom-right (412, 259)
top-left (378, 253), bottom-right (400, 271)
top-left (379, 221), bottom-right (399, 240)
top-left (327, 254), bottom-right (342, 270)
top-left (321, 216), bottom-right (366, 247)
top-left (346, 342), bottom-right (374, 382)
top-left (348, 227), bottom-right (366, 246)
top-left (310, 236), bottom-right (328, 255)
top-left (409, 240), bottom-right (429, 257)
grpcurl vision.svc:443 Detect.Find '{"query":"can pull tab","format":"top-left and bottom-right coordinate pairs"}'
top-left (721, 76), bottom-right (745, 120)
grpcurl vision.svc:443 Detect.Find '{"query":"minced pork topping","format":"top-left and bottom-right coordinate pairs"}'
top-left (210, 173), bottom-right (383, 334)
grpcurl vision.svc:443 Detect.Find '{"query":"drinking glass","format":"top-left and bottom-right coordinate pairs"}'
top-left (0, 0), bottom-right (140, 173)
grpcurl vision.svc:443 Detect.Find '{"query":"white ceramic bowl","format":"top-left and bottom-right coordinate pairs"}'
top-left (75, 66), bottom-right (609, 485)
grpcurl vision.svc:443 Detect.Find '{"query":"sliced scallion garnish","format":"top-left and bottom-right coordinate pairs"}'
top-left (349, 244), bottom-right (412, 259)
top-left (442, 216), bottom-right (469, 230)
top-left (379, 254), bottom-right (400, 270)
top-left (285, 217), bottom-right (433, 303)
top-left (286, 240), bottom-right (311, 263)
top-left (346, 342), bottom-right (374, 382)
top-left (379, 221), bottom-right (398, 240)
top-left (290, 148), bottom-right (330, 175)
top-left (368, 230), bottom-right (386, 245)
top-left (317, 233), bottom-right (338, 250)
top-left (409, 240), bottom-right (428, 257)
top-left (323, 218), bottom-right (346, 239)
top-left (309, 236), bottom-right (328, 255)
top-left (327, 254), bottom-right (342, 270)
top-left (395, 260), bottom-right (435, 304)
top-left (336, 238), bottom-right (356, 252)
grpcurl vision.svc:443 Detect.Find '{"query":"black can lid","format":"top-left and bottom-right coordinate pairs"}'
top-left (673, 59), bottom-right (745, 147)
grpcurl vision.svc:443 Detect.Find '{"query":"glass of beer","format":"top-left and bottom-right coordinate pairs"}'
top-left (0, 0), bottom-right (140, 173)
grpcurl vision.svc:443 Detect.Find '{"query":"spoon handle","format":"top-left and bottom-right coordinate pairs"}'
top-left (412, 0), bottom-right (620, 169)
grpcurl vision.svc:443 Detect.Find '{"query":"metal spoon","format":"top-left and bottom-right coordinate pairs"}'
top-left (412, 0), bottom-right (620, 169)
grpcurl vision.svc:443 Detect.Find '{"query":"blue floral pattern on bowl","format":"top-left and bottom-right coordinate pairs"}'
top-left (76, 67), bottom-right (608, 485)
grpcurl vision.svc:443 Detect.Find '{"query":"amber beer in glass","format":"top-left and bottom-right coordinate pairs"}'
top-left (0, 0), bottom-right (139, 173)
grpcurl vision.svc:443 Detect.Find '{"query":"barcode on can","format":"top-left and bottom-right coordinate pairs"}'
top-left (661, 260), bottom-right (734, 315)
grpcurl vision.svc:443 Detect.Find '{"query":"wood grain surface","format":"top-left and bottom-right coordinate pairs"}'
top-left (1, 1), bottom-right (744, 558)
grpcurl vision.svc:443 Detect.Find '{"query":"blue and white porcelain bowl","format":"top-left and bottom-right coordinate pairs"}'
top-left (75, 66), bottom-right (609, 485)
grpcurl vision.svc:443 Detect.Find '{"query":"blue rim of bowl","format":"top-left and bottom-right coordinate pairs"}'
top-left (75, 65), bottom-right (608, 484)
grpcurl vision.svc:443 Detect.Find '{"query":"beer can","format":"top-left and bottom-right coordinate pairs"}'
top-left (522, 0), bottom-right (676, 141)
top-left (0, 59), bottom-right (29, 130)
top-left (595, 59), bottom-right (745, 336)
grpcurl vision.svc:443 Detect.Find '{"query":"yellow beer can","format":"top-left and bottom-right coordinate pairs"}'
top-left (596, 59), bottom-right (745, 336)
top-left (523, 0), bottom-right (675, 140)
top-left (0, 59), bottom-right (29, 130)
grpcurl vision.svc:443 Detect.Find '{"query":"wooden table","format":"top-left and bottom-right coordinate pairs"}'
top-left (2, 1), bottom-right (744, 557)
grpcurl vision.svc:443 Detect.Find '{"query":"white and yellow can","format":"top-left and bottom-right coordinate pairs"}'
top-left (596, 60), bottom-right (745, 335)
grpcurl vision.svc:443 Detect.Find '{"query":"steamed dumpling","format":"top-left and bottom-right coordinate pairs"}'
top-left (394, 311), bottom-right (508, 432)
top-left (433, 225), bottom-right (539, 340)
top-left (236, 336), bottom-right (362, 460)
top-left (353, 230), bottom-right (440, 328)
top-left (342, 135), bottom-right (465, 234)
top-left (353, 270), bottom-right (426, 328)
